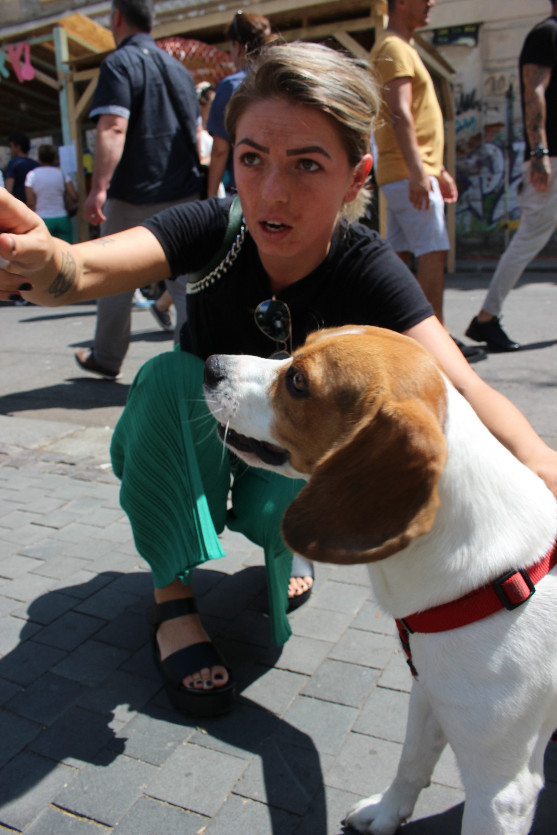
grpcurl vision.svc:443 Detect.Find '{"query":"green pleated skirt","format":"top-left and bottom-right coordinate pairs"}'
top-left (110, 348), bottom-right (305, 645)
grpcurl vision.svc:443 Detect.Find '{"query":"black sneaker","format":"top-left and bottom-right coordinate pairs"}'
top-left (465, 316), bottom-right (520, 352)
top-left (75, 349), bottom-right (121, 380)
top-left (149, 304), bottom-right (174, 332)
top-left (451, 336), bottom-right (486, 364)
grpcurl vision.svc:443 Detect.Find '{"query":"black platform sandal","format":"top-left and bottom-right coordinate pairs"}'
top-left (287, 553), bottom-right (315, 613)
top-left (147, 598), bottom-right (236, 718)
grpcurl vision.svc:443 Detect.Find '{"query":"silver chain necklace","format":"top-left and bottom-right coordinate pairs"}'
top-left (186, 221), bottom-right (246, 295)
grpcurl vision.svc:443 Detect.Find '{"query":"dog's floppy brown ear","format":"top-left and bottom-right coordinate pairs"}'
top-left (281, 399), bottom-right (447, 564)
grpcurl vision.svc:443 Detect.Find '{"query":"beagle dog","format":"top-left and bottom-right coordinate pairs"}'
top-left (203, 325), bottom-right (557, 835)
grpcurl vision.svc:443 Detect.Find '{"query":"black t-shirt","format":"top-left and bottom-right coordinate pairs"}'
top-left (90, 33), bottom-right (201, 203)
top-left (142, 197), bottom-right (434, 360)
top-left (520, 16), bottom-right (557, 159)
top-left (4, 156), bottom-right (39, 203)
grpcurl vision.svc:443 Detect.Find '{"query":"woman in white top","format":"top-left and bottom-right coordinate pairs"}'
top-left (25, 144), bottom-right (77, 243)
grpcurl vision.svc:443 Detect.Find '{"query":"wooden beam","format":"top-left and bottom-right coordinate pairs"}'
top-left (74, 75), bottom-right (98, 122)
top-left (333, 31), bottom-right (369, 61)
top-left (281, 15), bottom-right (379, 43)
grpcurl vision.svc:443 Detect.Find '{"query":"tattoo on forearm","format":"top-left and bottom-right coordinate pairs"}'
top-left (522, 64), bottom-right (549, 147)
top-left (47, 250), bottom-right (76, 298)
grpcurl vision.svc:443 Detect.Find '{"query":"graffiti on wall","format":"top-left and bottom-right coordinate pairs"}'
top-left (453, 71), bottom-right (524, 238)
top-left (456, 139), bottom-right (525, 236)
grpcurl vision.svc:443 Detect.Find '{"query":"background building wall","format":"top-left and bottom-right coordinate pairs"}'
top-left (425, 0), bottom-right (555, 253)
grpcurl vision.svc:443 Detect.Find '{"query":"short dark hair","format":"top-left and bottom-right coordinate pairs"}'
top-left (8, 132), bottom-right (31, 153)
top-left (112, 0), bottom-right (153, 32)
top-left (226, 11), bottom-right (273, 55)
top-left (38, 144), bottom-right (58, 165)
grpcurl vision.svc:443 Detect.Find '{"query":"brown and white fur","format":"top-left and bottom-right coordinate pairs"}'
top-left (203, 325), bottom-right (557, 835)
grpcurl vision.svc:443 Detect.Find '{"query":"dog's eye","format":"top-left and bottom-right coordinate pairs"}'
top-left (286, 366), bottom-right (309, 398)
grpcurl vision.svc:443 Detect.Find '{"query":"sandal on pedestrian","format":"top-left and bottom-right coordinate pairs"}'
top-left (287, 553), bottom-right (315, 613)
top-left (147, 598), bottom-right (236, 718)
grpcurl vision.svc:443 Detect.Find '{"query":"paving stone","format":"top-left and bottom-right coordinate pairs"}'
top-left (5, 672), bottom-right (84, 726)
top-left (1, 571), bottom-right (57, 604)
top-left (19, 537), bottom-right (70, 560)
top-left (189, 701), bottom-right (282, 761)
top-left (52, 522), bottom-right (118, 544)
top-left (275, 634), bottom-right (333, 676)
top-left (54, 754), bottom-right (159, 827)
top-left (0, 638), bottom-right (66, 686)
top-left (91, 551), bottom-right (143, 576)
top-left (59, 537), bottom-right (115, 560)
top-left (54, 570), bottom-right (118, 601)
top-left (290, 605), bottom-right (355, 643)
top-left (0, 676), bottom-right (21, 706)
top-left (0, 613), bottom-right (40, 655)
top-left (302, 658), bottom-right (380, 708)
top-left (0, 707), bottom-right (42, 767)
top-left (106, 709), bottom-right (193, 766)
top-left (0, 523), bottom-right (51, 545)
top-left (29, 705), bottom-right (124, 767)
top-left (410, 782), bottom-right (465, 827)
top-left (353, 684), bottom-right (410, 743)
top-left (0, 508), bottom-right (43, 528)
top-left (0, 751), bottom-right (76, 831)
top-left (281, 695), bottom-right (359, 756)
top-left (0, 553), bottom-right (45, 579)
top-left (301, 783), bottom-right (363, 835)
top-left (0, 595), bottom-right (19, 617)
top-left (205, 793), bottom-right (299, 834)
top-left (52, 639), bottom-right (130, 687)
top-left (240, 666), bottom-right (307, 715)
top-left (24, 806), bottom-right (110, 833)
top-left (329, 628), bottom-right (397, 669)
top-left (324, 731), bottom-right (403, 797)
top-left (75, 586), bottom-right (139, 620)
top-left (30, 555), bottom-right (90, 581)
top-left (33, 611), bottom-right (106, 652)
top-left (147, 742), bottom-right (247, 817)
top-left (378, 647), bottom-right (413, 692)
top-left (233, 738), bottom-right (334, 815)
top-left (113, 795), bottom-right (208, 834)
top-left (310, 578), bottom-right (371, 614)
top-left (93, 610), bottom-right (149, 651)
top-left (77, 670), bottom-right (161, 724)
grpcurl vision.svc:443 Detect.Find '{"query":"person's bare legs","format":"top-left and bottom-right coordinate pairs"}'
top-left (416, 250), bottom-right (447, 322)
top-left (154, 579), bottom-right (229, 691)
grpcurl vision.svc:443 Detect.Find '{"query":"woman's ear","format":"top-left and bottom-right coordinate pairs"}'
top-left (344, 154), bottom-right (373, 204)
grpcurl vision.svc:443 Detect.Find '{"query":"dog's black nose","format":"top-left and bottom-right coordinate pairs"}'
top-left (203, 355), bottom-right (226, 388)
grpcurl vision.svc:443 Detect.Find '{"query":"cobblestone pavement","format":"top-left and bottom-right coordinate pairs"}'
top-left (0, 266), bottom-right (556, 833)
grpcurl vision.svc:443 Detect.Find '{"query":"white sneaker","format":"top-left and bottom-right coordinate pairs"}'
top-left (133, 289), bottom-right (154, 309)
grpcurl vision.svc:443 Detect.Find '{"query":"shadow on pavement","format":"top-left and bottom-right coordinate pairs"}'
top-left (0, 567), bottom-right (326, 833)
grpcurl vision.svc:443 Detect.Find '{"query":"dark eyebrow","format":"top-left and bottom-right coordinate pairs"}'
top-left (286, 146), bottom-right (332, 159)
top-left (235, 138), bottom-right (269, 152)
top-left (235, 138), bottom-right (332, 159)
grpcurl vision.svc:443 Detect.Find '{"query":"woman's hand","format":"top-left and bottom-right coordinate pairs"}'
top-left (0, 188), bottom-right (62, 304)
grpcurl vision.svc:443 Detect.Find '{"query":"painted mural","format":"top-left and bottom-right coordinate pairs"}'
top-left (453, 68), bottom-right (525, 241)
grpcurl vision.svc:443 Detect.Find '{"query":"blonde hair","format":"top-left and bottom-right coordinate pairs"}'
top-left (226, 42), bottom-right (380, 221)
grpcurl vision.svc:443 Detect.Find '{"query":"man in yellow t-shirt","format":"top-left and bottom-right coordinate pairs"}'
top-left (370, 0), bottom-right (457, 323)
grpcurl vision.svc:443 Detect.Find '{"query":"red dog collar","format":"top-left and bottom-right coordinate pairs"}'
top-left (396, 540), bottom-right (557, 678)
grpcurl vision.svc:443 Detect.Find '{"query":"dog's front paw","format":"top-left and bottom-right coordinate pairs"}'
top-left (345, 794), bottom-right (404, 835)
